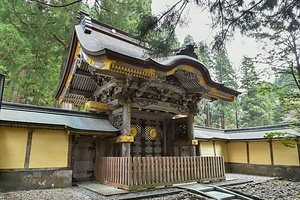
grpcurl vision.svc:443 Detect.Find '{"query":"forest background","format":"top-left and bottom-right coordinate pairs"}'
top-left (0, 0), bottom-right (299, 129)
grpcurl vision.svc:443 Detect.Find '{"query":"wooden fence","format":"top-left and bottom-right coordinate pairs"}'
top-left (96, 156), bottom-right (225, 190)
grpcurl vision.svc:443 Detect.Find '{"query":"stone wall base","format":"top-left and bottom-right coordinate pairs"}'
top-left (225, 162), bottom-right (300, 181)
top-left (0, 169), bottom-right (72, 191)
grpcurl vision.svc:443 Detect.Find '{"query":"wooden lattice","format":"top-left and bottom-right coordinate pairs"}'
top-left (131, 124), bottom-right (142, 139)
top-left (145, 125), bottom-right (160, 141)
top-left (174, 122), bottom-right (187, 139)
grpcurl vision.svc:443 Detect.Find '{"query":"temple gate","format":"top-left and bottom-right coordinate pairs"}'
top-left (55, 12), bottom-right (240, 189)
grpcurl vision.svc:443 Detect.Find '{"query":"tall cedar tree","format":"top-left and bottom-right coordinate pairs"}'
top-left (0, 0), bottom-right (152, 106)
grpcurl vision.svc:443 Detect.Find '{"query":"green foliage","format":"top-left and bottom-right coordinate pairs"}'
top-left (137, 0), bottom-right (299, 53)
top-left (0, 0), bottom-right (81, 106)
top-left (89, 0), bottom-right (152, 35)
top-left (258, 74), bottom-right (300, 122)
top-left (240, 85), bottom-right (277, 127)
top-left (183, 34), bottom-right (196, 46)
top-left (195, 44), bottom-right (239, 128)
top-left (264, 131), bottom-right (298, 148)
top-left (238, 56), bottom-right (279, 127)
top-left (136, 0), bottom-right (188, 56)
top-left (0, 0), bottom-right (153, 106)
top-left (240, 56), bottom-right (259, 90)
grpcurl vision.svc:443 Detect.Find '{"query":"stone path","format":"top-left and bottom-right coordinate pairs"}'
top-left (0, 173), bottom-right (299, 199)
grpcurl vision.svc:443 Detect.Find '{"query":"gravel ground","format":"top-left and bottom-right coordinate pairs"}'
top-left (226, 179), bottom-right (300, 200)
top-left (0, 187), bottom-right (206, 200)
top-left (0, 173), bottom-right (299, 200)
top-left (225, 173), bottom-right (277, 183)
top-left (0, 187), bottom-right (91, 200)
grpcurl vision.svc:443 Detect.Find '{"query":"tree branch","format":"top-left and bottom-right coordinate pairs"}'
top-left (141, 0), bottom-right (184, 38)
top-left (52, 34), bottom-right (67, 49)
top-left (290, 64), bottom-right (300, 90)
top-left (216, 0), bottom-right (264, 49)
top-left (29, 0), bottom-right (82, 8)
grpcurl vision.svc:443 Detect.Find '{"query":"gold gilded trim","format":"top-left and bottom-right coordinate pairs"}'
top-left (117, 135), bottom-right (134, 143)
top-left (58, 95), bottom-right (63, 104)
top-left (144, 68), bottom-right (157, 77)
top-left (106, 61), bottom-right (157, 79)
top-left (63, 98), bottom-right (88, 106)
top-left (85, 101), bottom-right (108, 112)
top-left (210, 88), bottom-right (218, 93)
top-left (198, 74), bottom-right (206, 86)
top-left (64, 98), bottom-right (87, 103)
top-left (207, 89), bottom-right (235, 101)
top-left (230, 95), bottom-right (235, 101)
top-left (166, 67), bottom-right (178, 76)
top-left (87, 57), bottom-right (95, 66)
top-left (183, 65), bottom-right (195, 73)
top-left (130, 127), bottom-right (137, 137)
top-left (65, 74), bottom-right (72, 89)
top-left (188, 139), bottom-right (198, 146)
top-left (102, 59), bottom-right (116, 70)
top-left (149, 128), bottom-right (157, 139)
top-left (74, 42), bottom-right (81, 59)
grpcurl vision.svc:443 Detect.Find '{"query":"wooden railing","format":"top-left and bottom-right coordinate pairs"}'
top-left (96, 156), bottom-right (225, 190)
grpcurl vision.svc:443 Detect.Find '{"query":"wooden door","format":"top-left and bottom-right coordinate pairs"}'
top-left (131, 120), bottom-right (163, 157)
top-left (72, 136), bottom-right (96, 181)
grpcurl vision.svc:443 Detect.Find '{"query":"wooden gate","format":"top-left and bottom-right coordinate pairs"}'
top-left (72, 136), bottom-right (96, 181)
top-left (131, 120), bottom-right (163, 157)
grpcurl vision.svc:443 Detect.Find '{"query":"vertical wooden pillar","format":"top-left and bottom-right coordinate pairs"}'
top-left (213, 141), bottom-right (216, 156)
top-left (297, 139), bottom-right (300, 165)
top-left (24, 128), bottom-right (33, 168)
top-left (67, 131), bottom-right (73, 168)
top-left (163, 120), bottom-right (167, 156)
top-left (196, 141), bottom-right (201, 156)
top-left (246, 142), bottom-right (250, 164)
top-left (269, 141), bottom-right (274, 165)
top-left (121, 103), bottom-right (131, 157)
top-left (187, 113), bottom-right (195, 156)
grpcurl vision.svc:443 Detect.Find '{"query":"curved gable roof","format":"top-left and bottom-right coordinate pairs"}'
top-left (55, 13), bottom-right (240, 105)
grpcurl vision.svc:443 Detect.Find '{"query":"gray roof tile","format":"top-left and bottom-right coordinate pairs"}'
top-left (0, 103), bottom-right (119, 133)
top-left (194, 125), bottom-right (300, 140)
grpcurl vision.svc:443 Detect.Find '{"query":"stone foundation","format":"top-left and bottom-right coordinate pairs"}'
top-left (0, 169), bottom-right (72, 191)
top-left (225, 162), bottom-right (300, 181)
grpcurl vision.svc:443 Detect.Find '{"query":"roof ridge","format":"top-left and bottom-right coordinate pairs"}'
top-left (1, 102), bottom-right (108, 119)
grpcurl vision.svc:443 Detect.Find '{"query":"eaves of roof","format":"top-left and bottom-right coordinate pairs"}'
top-left (55, 15), bottom-right (241, 100)
top-left (0, 102), bottom-right (119, 133)
top-left (194, 124), bottom-right (300, 140)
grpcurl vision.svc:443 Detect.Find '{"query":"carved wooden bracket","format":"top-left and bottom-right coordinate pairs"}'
top-left (117, 135), bottom-right (134, 143)
top-left (188, 140), bottom-right (199, 146)
top-left (85, 101), bottom-right (108, 112)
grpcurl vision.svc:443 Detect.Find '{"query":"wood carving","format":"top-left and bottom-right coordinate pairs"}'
top-left (149, 128), bottom-right (157, 139)
top-left (111, 113), bottom-right (123, 129)
top-left (130, 127), bottom-right (137, 137)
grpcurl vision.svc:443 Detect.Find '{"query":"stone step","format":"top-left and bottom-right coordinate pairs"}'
top-left (204, 191), bottom-right (236, 200)
top-left (175, 183), bottom-right (253, 200)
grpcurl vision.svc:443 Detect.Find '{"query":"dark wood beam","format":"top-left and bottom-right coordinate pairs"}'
top-left (131, 108), bottom-right (175, 121)
top-left (69, 88), bottom-right (93, 98)
top-left (75, 69), bottom-right (97, 79)
top-left (144, 82), bottom-right (186, 95)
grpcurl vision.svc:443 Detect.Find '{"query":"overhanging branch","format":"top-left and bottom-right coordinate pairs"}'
top-left (29, 0), bottom-right (82, 8)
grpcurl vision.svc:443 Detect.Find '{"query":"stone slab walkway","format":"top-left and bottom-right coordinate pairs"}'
top-left (76, 182), bottom-right (128, 196)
